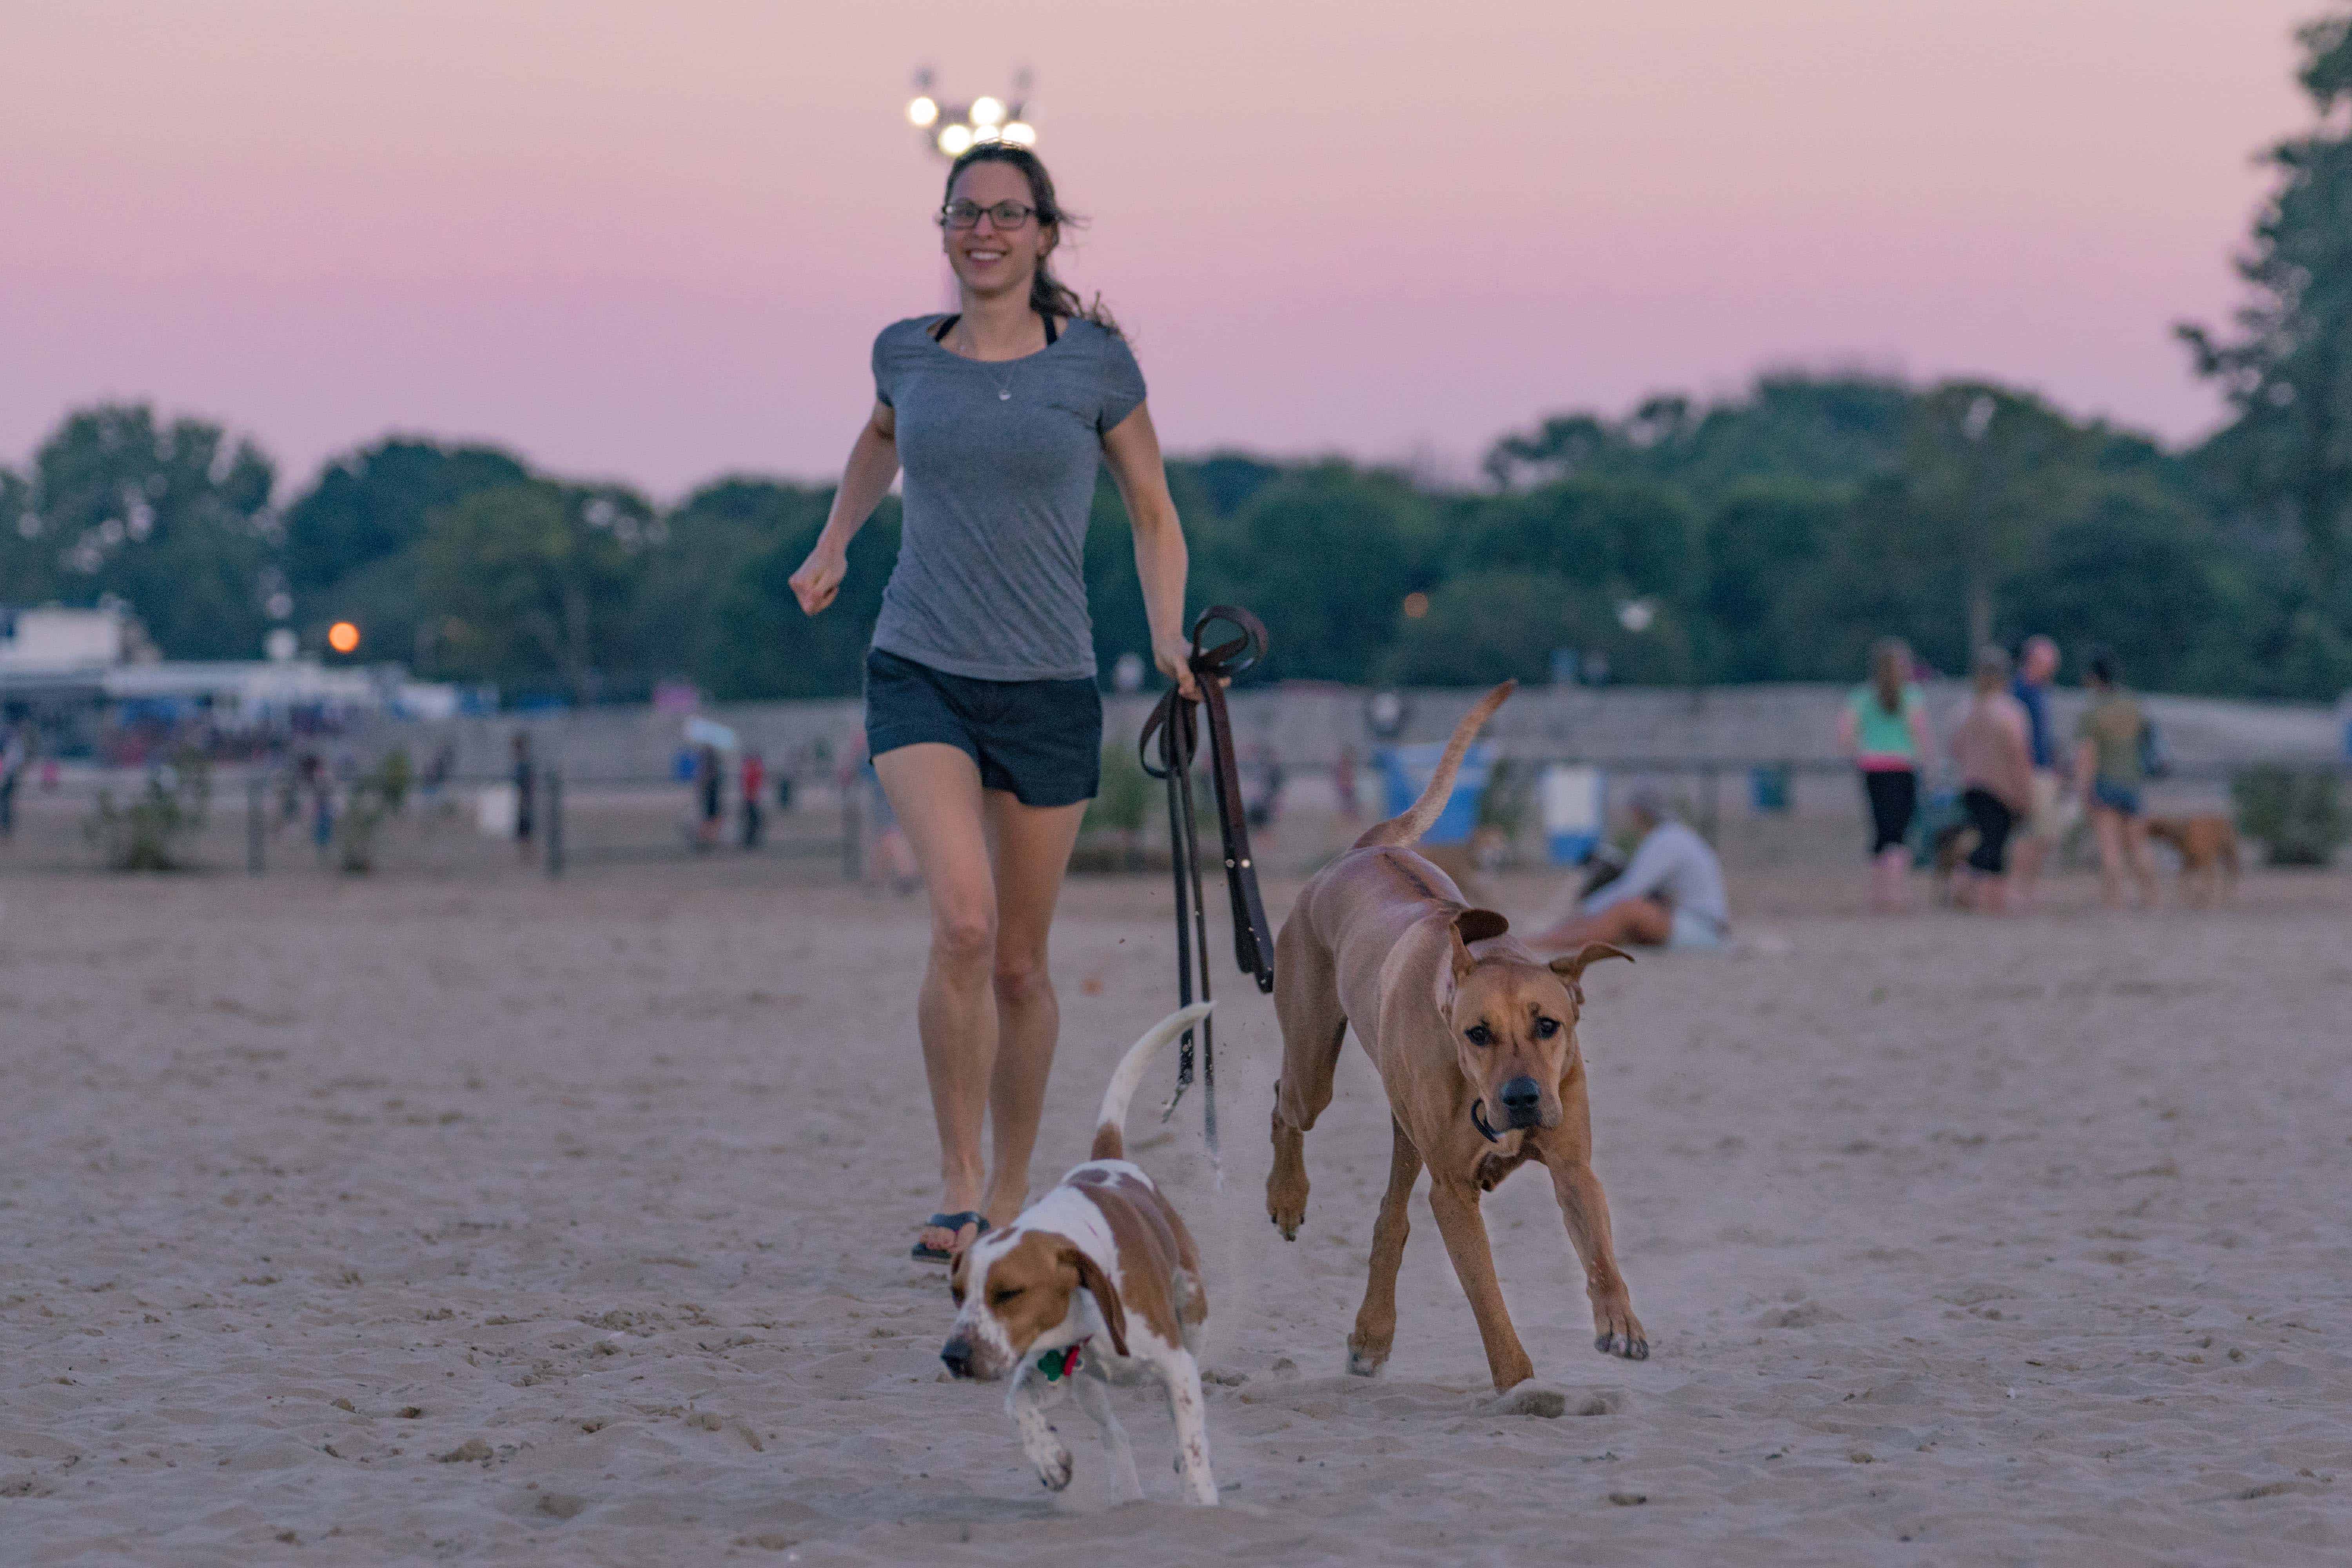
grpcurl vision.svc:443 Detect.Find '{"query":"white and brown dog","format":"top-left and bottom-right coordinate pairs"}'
top-left (940, 1002), bottom-right (1219, 1505)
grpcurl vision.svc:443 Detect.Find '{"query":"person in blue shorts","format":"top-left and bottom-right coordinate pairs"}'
top-left (788, 143), bottom-right (1198, 1263)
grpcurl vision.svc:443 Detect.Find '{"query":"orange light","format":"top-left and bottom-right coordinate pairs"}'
top-left (327, 621), bottom-right (361, 655)
top-left (1401, 592), bottom-right (1430, 620)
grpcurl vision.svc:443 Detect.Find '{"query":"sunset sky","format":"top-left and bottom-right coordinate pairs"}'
top-left (0, 0), bottom-right (2328, 497)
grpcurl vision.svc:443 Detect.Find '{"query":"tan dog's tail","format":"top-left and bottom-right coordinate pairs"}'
top-left (1352, 681), bottom-right (1515, 849)
top-left (1091, 1001), bottom-right (1215, 1161)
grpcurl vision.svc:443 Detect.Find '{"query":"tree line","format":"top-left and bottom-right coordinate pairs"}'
top-left (5, 10), bottom-right (2347, 708)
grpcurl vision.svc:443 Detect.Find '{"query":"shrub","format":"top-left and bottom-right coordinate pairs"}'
top-left (85, 750), bottom-right (211, 871)
top-left (2231, 765), bottom-right (2347, 866)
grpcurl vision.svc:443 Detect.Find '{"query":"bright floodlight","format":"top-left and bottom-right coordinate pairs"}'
top-left (907, 95), bottom-right (940, 128)
top-left (938, 123), bottom-right (973, 156)
top-left (972, 123), bottom-right (1001, 143)
top-left (1002, 120), bottom-right (1036, 147)
top-left (327, 621), bottom-right (362, 655)
top-left (970, 95), bottom-right (1005, 126)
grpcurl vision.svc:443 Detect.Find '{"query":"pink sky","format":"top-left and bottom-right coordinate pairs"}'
top-left (0, 0), bottom-right (2326, 497)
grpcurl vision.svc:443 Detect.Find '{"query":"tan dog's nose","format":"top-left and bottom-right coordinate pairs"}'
top-left (1497, 1076), bottom-right (1543, 1127)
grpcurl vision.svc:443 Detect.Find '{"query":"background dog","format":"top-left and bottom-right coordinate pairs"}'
top-left (940, 1002), bottom-right (1220, 1504)
top-left (2145, 813), bottom-right (2240, 905)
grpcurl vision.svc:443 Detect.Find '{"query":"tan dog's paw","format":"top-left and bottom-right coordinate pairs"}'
top-left (1592, 1298), bottom-right (1649, 1361)
top-left (1267, 1118), bottom-right (1309, 1240)
top-left (1345, 1337), bottom-right (1389, 1378)
top-left (1474, 1148), bottom-right (1534, 1192)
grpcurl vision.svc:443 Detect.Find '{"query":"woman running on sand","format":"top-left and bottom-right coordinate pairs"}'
top-left (789, 143), bottom-right (1197, 1263)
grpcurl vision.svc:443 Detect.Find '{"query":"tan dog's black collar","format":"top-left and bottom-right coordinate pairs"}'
top-left (1470, 1099), bottom-right (1502, 1143)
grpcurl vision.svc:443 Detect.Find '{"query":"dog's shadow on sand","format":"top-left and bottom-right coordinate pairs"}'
top-left (826, 1485), bottom-right (1058, 1526)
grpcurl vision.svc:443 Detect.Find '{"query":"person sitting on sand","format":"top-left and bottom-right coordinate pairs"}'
top-left (1528, 788), bottom-right (1730, 953)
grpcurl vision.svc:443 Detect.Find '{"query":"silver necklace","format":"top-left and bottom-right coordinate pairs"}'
top-left (951, 323), bottom-right (1020, 400)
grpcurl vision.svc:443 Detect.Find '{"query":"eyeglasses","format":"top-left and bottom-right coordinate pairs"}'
top-left (940, 200), bottom-right (1038, 230)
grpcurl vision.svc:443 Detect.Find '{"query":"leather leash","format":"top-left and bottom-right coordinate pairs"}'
top-left (1138, 605), bottom-right (1277, 1163)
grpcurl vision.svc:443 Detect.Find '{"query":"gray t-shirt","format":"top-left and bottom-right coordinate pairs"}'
top-left (869, 314), bottom-right (1147, 682)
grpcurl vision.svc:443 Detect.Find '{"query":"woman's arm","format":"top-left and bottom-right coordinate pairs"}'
top-left (1907, 695), bottom-right (1937, 770)
top-left (789, 401), bottom-right (900, 616)
top-left (1835, 704), bottom-right (1858, 758)
top-left (1100, 402), bottom-right (1200, 700)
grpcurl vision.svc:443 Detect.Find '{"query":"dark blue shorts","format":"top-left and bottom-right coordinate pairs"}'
top-left (864, 648), bottom-right (1102, 808)
top-left (2091, 778), bottom-right (2142, 817)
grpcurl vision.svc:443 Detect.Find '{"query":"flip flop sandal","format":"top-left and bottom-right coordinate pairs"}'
top-left (911, 1211), bottom-right (986, 1264)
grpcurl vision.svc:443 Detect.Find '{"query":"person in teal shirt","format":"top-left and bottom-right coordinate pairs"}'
top-left (1836, 638), bottom-right (1936, 912)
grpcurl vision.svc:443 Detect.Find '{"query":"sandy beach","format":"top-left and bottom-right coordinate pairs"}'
top-left (3, 858), bottom-right (2348, 1564)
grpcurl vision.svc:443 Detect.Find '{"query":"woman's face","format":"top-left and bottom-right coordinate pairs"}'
top-left (942, 160), bottom-right (1053, 301)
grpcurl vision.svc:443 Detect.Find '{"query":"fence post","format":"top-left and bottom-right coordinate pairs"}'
top-left (247, 771), bottom-right (265, 876)
top-left (545, 767), bottom-right (564, 879)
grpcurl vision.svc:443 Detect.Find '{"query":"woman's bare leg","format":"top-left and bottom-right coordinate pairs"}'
top-left (2121, 817), bottom-right (2160, 909)
top-left (875, 744), bottom-right (998, 1256)
top-left (980, 791), bottom-right (1089, 1227)
top-left (2092, 808), bottom-right (2126, 907)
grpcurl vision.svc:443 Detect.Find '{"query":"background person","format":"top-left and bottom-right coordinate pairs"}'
top-left (1947, 646), bottom-right (2035, 914)
top-left (740, 749), bottom-right (766, 849)
top-left (1837, 637), bottom-right (1936, 913)
top-left (1528, 787), bottom-right (1729, 952)
top-left (2007, 634), bottom-right (2065, 907)
top-left (786, 142), bottom-right (1197, 1263)
top-left (2074, 648), bottom-right (2160, 908)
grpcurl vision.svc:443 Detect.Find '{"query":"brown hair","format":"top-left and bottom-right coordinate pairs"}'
top-left (1971, 644), bottom-right (2011, 695)
top-left (942, 143), bottom-right (1120, 335)
top-left (1869, 638), bottom-right (1910, 716)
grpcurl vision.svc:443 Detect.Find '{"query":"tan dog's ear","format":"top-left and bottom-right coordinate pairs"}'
top-left (1067, 1248), bottom-right (1129, 1357)
top-left (1548, 942), bottom-right (1633, 998)
top-left (1448, 908), bottom-right (1510, 982)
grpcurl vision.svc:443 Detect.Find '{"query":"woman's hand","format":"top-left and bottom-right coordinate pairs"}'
top-left (1154, 630), bottom-right (1200, 701)
top-left (789, 548), bottom-right (846, 616)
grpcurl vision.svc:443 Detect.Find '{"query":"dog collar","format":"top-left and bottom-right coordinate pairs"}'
top-left (1470, 1099), bottom-right (1502, 1143)
top-left (1036, 1337), bottom-right (1091, 1382)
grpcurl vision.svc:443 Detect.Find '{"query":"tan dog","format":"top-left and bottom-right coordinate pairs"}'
top-left (2144, 813), bottom-right (2240, 906)
top-left (941, 1002), bottom-right (1219, 1504)
top-left (1268, 682), bottom-right (1647, 1395)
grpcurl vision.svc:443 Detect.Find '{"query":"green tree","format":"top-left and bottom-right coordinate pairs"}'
top-left (415, 481), bottom-right (649, 701)
top-left (283, 439), bottom-right (530, 592)
top-left (1702, 480), bottom-right (1849, 682)
top-left (1192, 464), bottom-right (1441, 683)
top-left (1379, 570), bottom-right (1695, 687)
top-left (2181, 7), bottom-right (2352, 600)
top-left (709, 501), bottom-right (902, 700)
top-left (21, 404), bottom-right (277, 659)
top-left (0, 465), bottom-right (47, 607)
top-left (642, 477), bottom-right (833, 694)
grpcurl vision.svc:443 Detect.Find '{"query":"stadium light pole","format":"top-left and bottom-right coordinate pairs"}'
top-left (906, 67), bottom-right (1037, 162)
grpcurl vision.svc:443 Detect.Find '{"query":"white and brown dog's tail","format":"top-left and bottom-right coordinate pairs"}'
top-left (1351, 680), bottom-right (1515, 850)
top-left (1091, 1001), bottom-right (1215, 1161)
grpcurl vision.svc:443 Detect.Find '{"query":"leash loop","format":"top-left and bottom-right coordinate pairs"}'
top-left (1141, 605), bottom-right (1278, 1161)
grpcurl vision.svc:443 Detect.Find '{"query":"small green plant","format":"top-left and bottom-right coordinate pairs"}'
top-left (375, 745), bottom-right (413, 814)
top-left (85, 748), bottom-right (212, 871)
top-left (335, 754), bottom-right (417, 873)
top-left (1084, 741), bottom-right (1154, 837)
top-left (2232, 764), bottom-right (2347, 866)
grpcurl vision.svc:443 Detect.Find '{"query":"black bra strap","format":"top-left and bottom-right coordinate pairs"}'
top-left (933, 311), bottom-right (1057, 345)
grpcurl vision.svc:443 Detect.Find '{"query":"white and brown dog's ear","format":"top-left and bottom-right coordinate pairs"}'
top-left (1066, 1247), bottom-right (1129, 1357)
top-left (1548, 942), bottom-right (1633, 1001)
